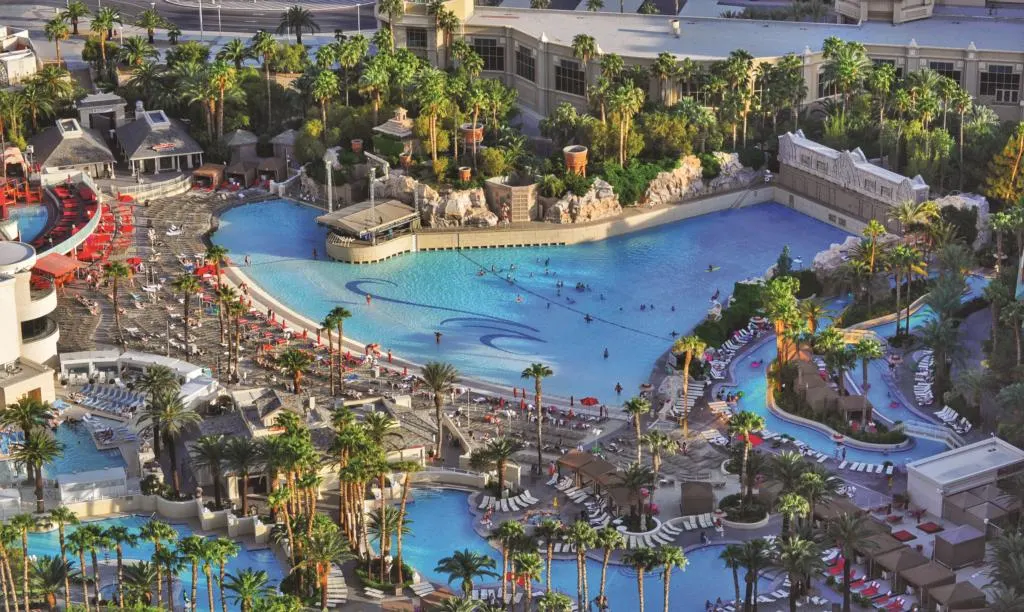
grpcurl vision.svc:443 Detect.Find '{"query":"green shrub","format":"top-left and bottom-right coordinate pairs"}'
top-left (737, 146), bottom-right (766, 170)
top-left (599, 158), bottom-right (676, 206)
top-left (432, 158), bottom-right (450, 180)
top-left (792, 270), bottom-right (822, 299)
top-left (697, 153), bottom-right (721, 179)
top-left (372, 135), bottom-right (405, 161)
top-left (941, 205), bottom-right (978, 247)
top-left (480, 147), bottom-right (509, 178)
top-left (562, 172), bottom-right (594, 197)
top-left (718, 494), bottom-right (767, 523)
top-left (692, 281), bottom-right (763, 347)
top-left (539, 174), bottom-right (566, 198)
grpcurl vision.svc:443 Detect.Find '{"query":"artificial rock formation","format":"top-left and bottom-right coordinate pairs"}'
top-left (543, 178), bottom-right (622, 224)
top-left (642, 153), bottom-right (756, 207)
top-left (932, 193), bottom-right (990, 251)
top-left (373, 173), bottom-right (497, 228)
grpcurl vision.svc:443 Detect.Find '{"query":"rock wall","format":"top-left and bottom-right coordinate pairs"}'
top-left (543, 178), bottom-right (622, 224)
top-left (374, 173), bottom-right (497, 228)
top-left (932, 193), bottom-right (990, 251)
top-left (642, 153), bottom-right (757, 207)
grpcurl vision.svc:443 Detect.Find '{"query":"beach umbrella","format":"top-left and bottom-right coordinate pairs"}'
top-left (736, 433), bottom-right (763, 446)
top-left (580, 397), bottom-right (599, 406)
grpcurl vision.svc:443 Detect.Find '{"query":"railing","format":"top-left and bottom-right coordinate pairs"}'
top-left (901, 420), bottom-right (965, 448)
top-left (112, 173), bottom-right (192, 199)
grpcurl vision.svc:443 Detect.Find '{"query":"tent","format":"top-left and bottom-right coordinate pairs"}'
top-left (942, 490), bottom-right (984, 524)
top-left (680, 481), bottom-right (715, 516)
top-left (856, 533), bottom-right (905, 575)
top-left (57, 467), bottom-right (128, 503)
top-left (933, 524), bottom-right (986, 569)
top-left (225, 161), bottom-right (257, 188)
top-left (813, 496), bottom-right (864, 522)
top-left (875, 546), bottom-right (927, 574)
top-left (557, 450), bottom-right (594, 472)
top-left (966, 501), bottom-right (1007, 534)
top-left (578, 457), bottom-right (618, 486)
top-left (929, 582), bottom-right (987, 610)
top-left (33, 252), bottom-right (83, 286)
top-left (191, 163), bottom-right (225, 189)
top-left (900, 561), bottom-right (955, 607)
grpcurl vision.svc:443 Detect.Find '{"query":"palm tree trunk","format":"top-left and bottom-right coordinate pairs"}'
top-left (90, 551), bottom-right (101, 608)
top-left (681, 353), bottom-right (692, 436)
top-left (205, 566), bottom-right (215, 612)
top-left (219, 563), bottom-right (228, 612)
top-left (396, 474), bottom-right (412, 584)
top-left (190, 562), bottom-right (198, 612)
top-left (500, 548), bottom-right (509, 605)
top-left (535, 381), bottom-right (544, 470)
top-left (636, 569), bottom-right (645, 612)
top-left (335, 321), bottom-right (345, 392)
top-left (77, 550), bottom-right (88, 612)
top-left (327, 333), bottom-right (334, 395)
top-left (155, 563), bottom-right (162, 610)
top-left (59, 530), bottom-right (71, 612)
top-left (168, 434), bottom-right (181, 495)
top-left (20, 535), bottom-right (28, 612)
top-left (265, 62), bottom-right (272, 130)
top-left (0, 549), bottom-right (10, 612)
top-left (117, 547), bottom-right (125, 608)
top-left (218, 87), bottom-right (226, 140)
top-left (33, 466), bottom-right (44, 512)
top-left (434, 395), bottom-right (443, 459)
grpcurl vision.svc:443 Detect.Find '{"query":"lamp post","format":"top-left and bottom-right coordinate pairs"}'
top-left (198, 0), bottom-right (204, 42)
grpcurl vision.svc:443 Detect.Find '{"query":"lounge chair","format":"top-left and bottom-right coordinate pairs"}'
top-left (478, 495), bottom-right (494, 510)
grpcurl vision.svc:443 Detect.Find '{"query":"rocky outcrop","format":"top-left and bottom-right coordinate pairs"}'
top-left (708, 152), bottom-right (759, 191)
top-left (932, 193), bottom-right (990, 251)
top-left (423, 187), bottom-right (499, 228)
top-left (643, 155), bottom-right (704, 206)
top-left (543, 179), bottom-right (622, 224)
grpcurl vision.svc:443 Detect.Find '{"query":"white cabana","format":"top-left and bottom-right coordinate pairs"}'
top-left (57, 467), bottom-right (128, 503)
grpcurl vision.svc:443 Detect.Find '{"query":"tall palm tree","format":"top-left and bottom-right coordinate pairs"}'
top-left (358, 57), bottom-right (389, 125)
top-left (62, 0), bottom-right (89, 36)
top-left (29, 555), bottom-right (76, 612)
top-left (570, 35), bottom-right (597, 100)
top-left (89, 7), bottom-right (122, 72)
top-left (739, 539), bottom-right (772, 610)
top-left (776, 492), bottom-right (809, 537)
top-left (435, 549), bottom-right (498, 599)
top-left (769, 451), bottom-right (808, 494)
top-left (640, 431), bottom-right (678, 478)
top-left (337, 35), bottom-right (368, 107)
top-left (468, 437), bottom-right (523, 494)
top-left (608, 80), bottom-right (645, 165)
top-left (191, 434), bottom-right (228, 508)
top-left (853, 338), bottom-right (885, 421)
top-left (103, 262), bottom-right (131, 347)
top-left (10, 514), bottom-right (38, 612)
top-left (139, 520), bottom-right (176, 608)
top-left (225, 437), bottom-right (261, 517)
top-left (135, 366), bottom-right (180, 461)
top-left (208, 61), bottom-right (236, 140)
top-left (655, 546), bottom-right (687, 612)
top-left (103, 525), bottom-right (137, 609)
top-left (493, 520), bottom-right (525, 605)
top-left (67, 527), bottom-right (94, 612)
top-left (377, 0), bottom-right (404, 46)
top-left (821, 38), bottom-right (871, 112)
top-left (826, 514), bottom-right (875, 612)
top-left (726, 411), bottom-right (765, 501)
top-left (1, 395), bottom-right (55, 482)
top-left (797, 467), bottom-right (840, 524)
top-left (535, 519), bottom-right (562, 593)
top-left (566, 521), bottom-right (596, 610)
top-left (152, 391), bottom-right (202, 496)
top-left (46, 507), bottom-right (79, 611)
top-left (623, 396), bottom-right (651, 463)
top-left (134, 8), bottom-right (166, 44)
top-left (622, 549), bottom-right (655, 612)
top-left (621, 462), bottom-right (656, 520)
top-left (421, 361), bottom-right (459, 459)
top-left (413, 66), bottom-right (449, 164)
top-left (311, 69), bottom-right (340, 141)
top-left (775, 536), bottom-right (823, 612)
top-left (326, 306), bottom-right (352, 390)
top-left (298, 526), bottom-right (352, 610)
top-left (121, 561), bottom-right (158, 606)
top-left (718, 544), bottom-right (743, 607)
top-left (12, 431), bottom-right (63, 512)
top-left (44, 17), bottom-right (70, 66)
top-left (216, 38), bottom-right (250, 70)
top-left (171, 274), bottom-right (201, 354)
top-left (321, 311), bottom-right (338, 395)
top-left (224, 569), bottom-right (271, 612)
top-left (248, 31), bottom-right (278, 128)
top-left (521, 363), bottom-right (553, 470)
top-left (651, 52), bottom-right (680, 106)
top-left (153, 547), bottom-right (182, 610)
top-left (277, 348), bottom-right (312, 394)
top-left (594, 526), bottom-right (623, 609)
top-left (672, 335), bottom-right (706, 437)
top-left (512, 551), bottom-right (542, 608)
top-left (178, 536), bottom-right (206, 612)
top-left (119, 36), bottom-right (157, 66)
top-left (276, 5), bottom-right (319, 45)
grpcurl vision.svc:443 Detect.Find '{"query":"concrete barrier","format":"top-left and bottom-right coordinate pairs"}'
top-left (200, 507), bottom-right (230, 531)
top-left (411, 468), bottom-right (487, 489)
top-left (157, 496), bottom-right (203, 520)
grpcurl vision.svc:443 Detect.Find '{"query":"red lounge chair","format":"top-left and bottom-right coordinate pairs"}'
top-left (861, 586), bottom-right (880, 598)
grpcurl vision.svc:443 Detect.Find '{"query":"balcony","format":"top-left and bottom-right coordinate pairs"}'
top-left (20, 316), bottom-right (59, 368)
top-left (21, 278), bottom-right (57, 322)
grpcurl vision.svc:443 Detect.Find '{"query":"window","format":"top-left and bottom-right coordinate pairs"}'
top-left (980, 64), bottom-right (1020, 104)
top-left (799, 154), bottom-right (811, 167)
top-left (555, 59), bottom-right (586, 97)
top-left (872, 58), bottom-right (904, 79)
top-left (929, 61), bottom-right (961, 85)
top-left (815, 160), bottom-right (829, 173)
top-left (863, 179), bottom-right (876, 192)
top-left (406, 27), bottom-right (427, 49)
top-left (515, 45), bottom-right (535, 82)
top-left (817, 71), bottom-right (838, 98)
top-left (880, 186), bottom-right (892, 199)
top-left (471, 38), bottom-right (505, 72)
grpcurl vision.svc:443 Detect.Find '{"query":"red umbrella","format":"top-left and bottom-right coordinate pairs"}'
top-left (736, 433), bottom-right (763, 446)
top-left (580, 397), bottom-right (599, 406)
top-left (261, 343), bottom-right (274, 351)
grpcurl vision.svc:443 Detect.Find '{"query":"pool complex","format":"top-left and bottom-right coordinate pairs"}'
top-left (28, 515), bottom-right (283, 610)
top-left (215, 200), bottom-right (851, 399)
top-left (45, 420), bottom-right (127, 477)
top-left (398, 488), bottom-right (769, 609)
top-left (8, 205), bottom-right (49, 243)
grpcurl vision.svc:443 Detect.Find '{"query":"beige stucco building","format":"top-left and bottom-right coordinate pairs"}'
top-left (0, 241), bottom-right (57, 407)
top-left (0, 26), bottom-right (39, 88)
top-left (381, 0), bottom-right (1024, 122)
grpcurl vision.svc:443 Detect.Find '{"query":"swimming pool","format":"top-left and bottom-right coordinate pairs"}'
top-left (397, 488), bottom-right (768, 609)
top-left (28, 515), bottom-right (283, 610)
top-left (44, 419), bottom-right (126, 477)
top-left (215, 200), bottom-right (850, 399)
top-left (8, 205), bottom-right (49, 243)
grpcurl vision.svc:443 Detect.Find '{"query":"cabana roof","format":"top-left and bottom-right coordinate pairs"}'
top-left (935, 524), bottom-right (985, 546)
top-left (316, 200), bottom-right (417, 237)
top-left (928, 582), bottom-right (987, 608)
top-left (223, 129), bottom-right (258, 147)
top-left (33, 252), bottom-right (82, 279)
top-left (900, 560), bottom-right (955, 589)
top-left (578, 457), bottom-right (618, 484)
top-left (813, 496), bottom-right (863, 521)
top-left (876, 547), bottom-right (928, 573)
top-left (946, 490), bottom-right (984, 510)
top-left (557, 450), bottom-right (594, 470)
top-left (856, 533), bottom-right (905, 558)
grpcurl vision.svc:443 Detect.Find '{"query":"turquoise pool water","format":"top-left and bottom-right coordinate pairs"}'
top-left (215, 200), bottom-right (850, 398)
top-left (8, 205), bottom-right (48, 242)
top-left (398, 488), bottom-right (768, 609)
top-left (44, 420), bottom-right (126, 477)
top-left (28, 516), bottom-right (283, 610)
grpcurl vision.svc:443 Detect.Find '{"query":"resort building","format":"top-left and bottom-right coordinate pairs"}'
top-left (0, 26), bottom-right (39, 87)
top-left (58, 349), bottom-right (218, 409)
top-left (777, 130), bottom-right (929, 232)
top-left (906, 437), bottom-right (1024, 533)
top-left (0, 240), bottom-right (58, 406)
top-left (29, 118), bottom-right (116, 179)
top-left (379, 0), bottom-right (1024, 121)
top-left (115, 107), bottom-right (204, 176)
top-left (75, 91), bottom-right (129, 131)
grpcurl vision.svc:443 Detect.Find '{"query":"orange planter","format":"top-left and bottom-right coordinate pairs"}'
top-left (458, 166), bottom-right (472, 182)
top-left (351, 139), bottom-right (363, 153)
top-left (563, 145), bottom-right (588, 176)
top-left (460, 123), bottom-right (484, 145)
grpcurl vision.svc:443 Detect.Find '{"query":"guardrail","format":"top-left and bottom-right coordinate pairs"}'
top-left (901, 420), bottom-right (965, 448)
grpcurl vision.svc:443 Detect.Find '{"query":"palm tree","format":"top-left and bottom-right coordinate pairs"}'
top-left (103, 261), bottom-right (131, 347)
top-left (594, 526), bottom-right (623, 609)
top-left (826, 514), bottom-right (875, 612)
top-left (224, 569), bottom-right (270, 612)
top-left (776, 492), bottom-right (809, 537)
top-left (718, 544), bottom-right (743, 607)
top-left (512, 551), bottom-right (543, 608)
top-left (276, 5), bottom-right (318, 45)
top-left (135, 367), bottom-right (180, 462)
top-left (737, 539), bottom-right (772, 610)
top-left (248, 31), bottom-right (278, 128)
top-left (29, 555), bottom-right (77, 612)
top-left (152, 391), bottom-right (202, 496)
top-left (919, 318), bottom-right (959, 389)
top-left (178, 536), bottom-right (206, 612)
top-left (18, 79), bottom-right (55, 131)
top-left (421, 361), bottom-right (459, 459)
top-left (621, 397), bottom-right (650, 460)
top-left (651, 52), bottom-right (680, 106)
top-left (170, 274), bottom-right (201, 354)
top-left (435, 549), bottom-right (498, 599)
top-left (414, 66), bottom-right (449, 164)
top-left (1, 395), bottom-right (56, 482)
top-left (775, 536), bottom-right (823, 612)
top-left (139, 520), bottom-right (176, 608)
top-left (655, 546), bottom-right (687, 612)
top-left (119, 36), bottom-right (157, 66)
top-left (216, 38), bottom-right (250, 70)
top-left (565, 521), bottom-right (596, 610)
top-left (46, 507), bottom-right (79, 610)
top-left (10, 514), bottom-right (37, 612)
top-left (623, 549), bottom-right (655, 612)
top-left (797, 467), bottom-right (840, 524)
top-left (672, 335), bottom-right (706, 437)
top-left (469, 437), bottom-right (523, 494)
top-left (298, 526), bottom-right (352, 610)
top-left (121, 561), bottom-right (158, 606)
top-left (521, 363), bottom-right (554, 471)
top-left (134, 8), bottom-right (166, 44)
top-left (102, 525), bottom-right (137, 609)
top-left (337, 35), bottom-right (368, 107)
top-left (570, 35), bottom-right (597, 99)
top-left (726, 411), bottom-right (765, 501)
top-left (153, 546), bottom-right (183, 610)
top-left (12, 431), bottom-right (63, 512)
top-left (358, 57), bottom-right (389, 125)
top-left (769, 451), bottom-right (808, 494)
top-left (853, 338), bottom-right (885, 422)
top-left (225, 437), bottom-right (261, 517)
top-left (640, 431), bottom-right (678, 478)
top-left (535, 518), bottom-right (562, 593)
top-left (886, 244), bottom-right (925, 336)
top-left (608, 80), bottom-right (645, 165)
top-left (277, 348), bottom-right (312, 394)
top-left (311, 69), bottom-right (340, 141)
top-left (191, 434), bottom-right (228, 508)
top-left (322, 306), bottom-right (352, 391)
top-left (620, 462), bottom-right (656, 522)
top-left (208, 60), bottom-right (236, 141)
top-left (493, 520), bottom-right (525, 605)
top-left (44, 17), bottom-right (70, 66)
top-left (821, 38), bottom-right (871, 112)
top-left (67, 527), bottom-right (94, 612)
top-left (62, 0), bottom-right (89, 36)
top-left (321, 311), bottom-right (339, 395)
top-left (90, 7), bottom-right (122, 72)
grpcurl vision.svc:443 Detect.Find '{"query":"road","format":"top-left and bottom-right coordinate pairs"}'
top-left (28, 0), bottom-right (372, 35)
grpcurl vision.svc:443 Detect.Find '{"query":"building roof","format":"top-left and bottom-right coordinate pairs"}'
top-left (466, 7), bottom-right (1024, 59)
top-left (55, 466), bottom-right (127, 485)
top-left (271, 129), bottom-right (297, 146)
top-left (30, 120), bottom-right (114, 170)
top-left (119, 350), bottom-right (205, 380)
top-left (316, 200), bottom-right (417, 236)
top-left (557, 450), bottom-right (594, 470)
top-left (899, 560), bottom-right (955, 589)
top-left (224, 129), bottom-right (259, 147)
top-left (76, 92), bottom-right (126, 110)
top-left (928, 582), bottom-right (986, 607)
top-left (935, 524), bottom-right (985, 546)
top-left (115, 110), bottom-right (203, 160)
top-left (907, 437), bottom-right (1024, 488)
top-left (33, 252), bottom-right (83, 278)
top-left (875, 546), bottom-right (927, 573)
top-left (373, 107), bottom-right (414, 139)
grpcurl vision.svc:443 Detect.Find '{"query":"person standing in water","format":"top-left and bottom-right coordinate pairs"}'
top-left (435, 331), bottom-right (442, 344)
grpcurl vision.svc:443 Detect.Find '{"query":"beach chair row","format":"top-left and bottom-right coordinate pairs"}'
top-left (478, 490), bottom-right (540, 513)
top-left (838, 461), bottom-right (894, 475)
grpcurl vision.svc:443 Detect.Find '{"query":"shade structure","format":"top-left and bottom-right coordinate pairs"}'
top-left (929, 582), bottom-right (987, 610)
top-left (875, 546), bottom-right (928, 574)
top-left (578, 456), bottom-right (618, 485)
top-left (580, 396), bottom-right (599, 406)
top-left (557, 450), bottom-right (595, 471)
top-left (933, 524), bottom-right (986, 569)
top-left (856, 532), bottom-right (905, 560)
top-left (900, 560), bottom-right (955, 607)
top-left (943, 490), bottom-right (984, 524)
top-left (680, 481), bottom-right (715, 516)
top-left (966, 501), bottom-right (1007, 533)
top-left (813, 496), bottom-right (864, 521)
top-left (33, 252), bottom-right (83, 284)
top-left (736, 433), bottom-right (763, 446)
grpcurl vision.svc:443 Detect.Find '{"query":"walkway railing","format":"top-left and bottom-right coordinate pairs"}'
top-left (901, 420), bottom-right (965, 448)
